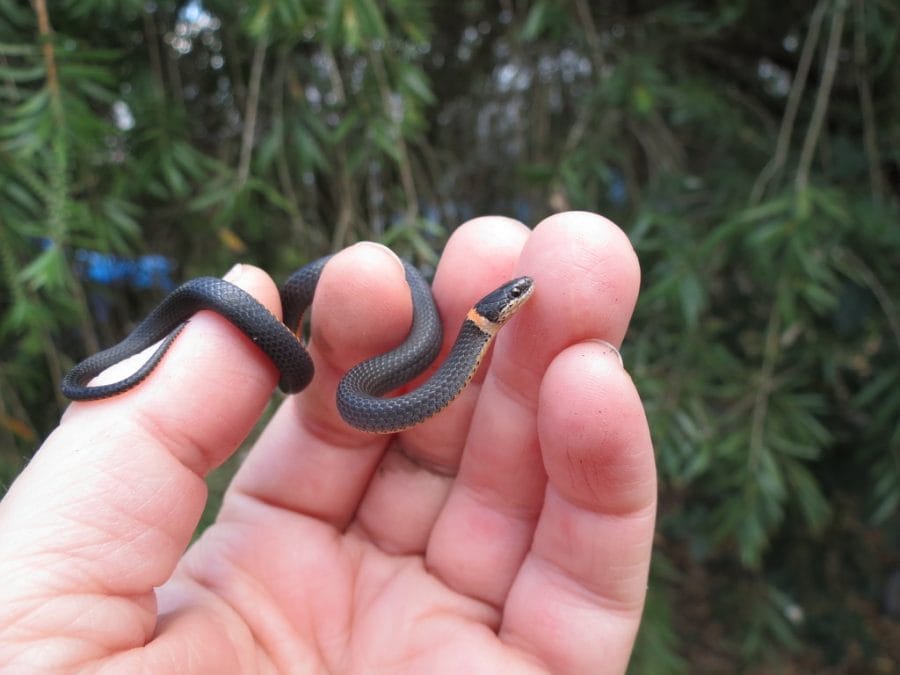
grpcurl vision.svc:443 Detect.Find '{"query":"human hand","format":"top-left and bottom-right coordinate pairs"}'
top-left (0, 212), bottom-right (655, 673)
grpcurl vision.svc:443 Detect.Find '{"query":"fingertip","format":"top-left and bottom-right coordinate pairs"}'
top-left (449, 215), bottom-right (530, 250)
top-left (431, 216), bottom-right (530, 357)
top-left (62, 263), bottom-right (284, 474)
top-left (532, 210), bottom-right (640, 278)
top-left (224, 263), bottom-right (283, 317)
top-left (526, 211), bottom-right (641, 326)
top-left (493, 211), bottom-right (641, 404)
top-left (435, 216), bottom-right (530, 305)
top-left (293, 243), bottom-right (414, 439)
top-left (537, 340), bottom-right (656, 515)
top-left (310, 243), bottom-right (412, 369)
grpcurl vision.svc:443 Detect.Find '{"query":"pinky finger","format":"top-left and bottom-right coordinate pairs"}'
top-left (500, 341), bottom-right (656, 674)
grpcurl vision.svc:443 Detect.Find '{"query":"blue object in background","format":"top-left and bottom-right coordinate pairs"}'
top-left (607, 170), bottom-right (627, 206)
top-left (72, 249), bottom-right (176, 326)
top-left (32, 239), bottom-right (180, 327)
top-left (36, 238), bottom-right (177, 292)
top-left (73, 249), bottom-right (176, 292)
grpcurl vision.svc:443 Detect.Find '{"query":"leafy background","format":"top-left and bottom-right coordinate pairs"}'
top-left (1, 0), bottom-right (898, 672)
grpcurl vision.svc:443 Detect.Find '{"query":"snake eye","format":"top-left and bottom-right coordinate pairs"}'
top-left (507, 277), bottom-right (533, 301)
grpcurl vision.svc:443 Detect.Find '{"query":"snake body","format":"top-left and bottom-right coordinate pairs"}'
top-left (61, 255), bottom-right (534, 433)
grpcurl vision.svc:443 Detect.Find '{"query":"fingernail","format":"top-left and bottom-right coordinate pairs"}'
top-left (590, 339), bottom-right (624, 368)
top-left (224, 263), bottom-right (244, 282)
top-left (352, 241), bottom-right (405, 273)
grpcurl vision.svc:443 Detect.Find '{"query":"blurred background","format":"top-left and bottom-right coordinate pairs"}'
top-left (1, 0), bottom-right (898, 671)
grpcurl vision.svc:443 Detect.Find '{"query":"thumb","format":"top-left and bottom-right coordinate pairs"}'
top-left (0, 264), bottom-right (280, 662)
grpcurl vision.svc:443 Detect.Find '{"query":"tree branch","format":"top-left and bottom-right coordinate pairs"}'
top-left (238, 38), bottom-right (268, 187)
top-left (142, 8), bottom-right (166, 103)
top-left (369, 47), bottom-right (419, 222)
top-left (852, 0), bottom-right (885, 199)
top-left (322, 46), bottom-right (359, 250)
top-left (32, 0), bottom-right (60, 116)
top-left (273, 47), bottom-right (309, 238)
top-left (795, 1), bottom-right (845, 193)
top-left (749, 0), bottom-right (828, 203)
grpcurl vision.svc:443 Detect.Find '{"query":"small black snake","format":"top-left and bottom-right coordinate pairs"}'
top-left (62, 255), bottom-right (534, 433)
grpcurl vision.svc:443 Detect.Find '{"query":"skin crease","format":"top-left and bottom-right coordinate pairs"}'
top-left (0, 212), bottom-right (655, 674)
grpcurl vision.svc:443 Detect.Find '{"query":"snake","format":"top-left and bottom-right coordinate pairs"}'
top-left (61, 255), bottom-right (535, 433)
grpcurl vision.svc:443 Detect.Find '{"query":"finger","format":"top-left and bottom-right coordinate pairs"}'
top-left (0, 264), bottom-right (281, 655)
top-left (427, 211), bottom-right (642, 606)
top-left (500, 343), bottom-right (656, 674)
top-left (228, 243), bottom-right (413, 529)
top-left (351, 217), bottom-right (530, 554)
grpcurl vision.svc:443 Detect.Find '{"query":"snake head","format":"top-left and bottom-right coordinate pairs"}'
top-left (474, 276), bottom-right (535, 325)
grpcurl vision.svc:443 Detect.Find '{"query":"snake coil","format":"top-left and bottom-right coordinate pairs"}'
top-left (62, 255), bottom-right (534, 433)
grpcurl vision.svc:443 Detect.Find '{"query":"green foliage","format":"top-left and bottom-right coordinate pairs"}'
top-left (1, 0), bottom-right (898, 671)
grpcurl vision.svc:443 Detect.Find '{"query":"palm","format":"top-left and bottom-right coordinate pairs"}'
top-left (181, 518), bottom-right (522, 671)
top-left (0, 214), bottom-right (654, 674)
